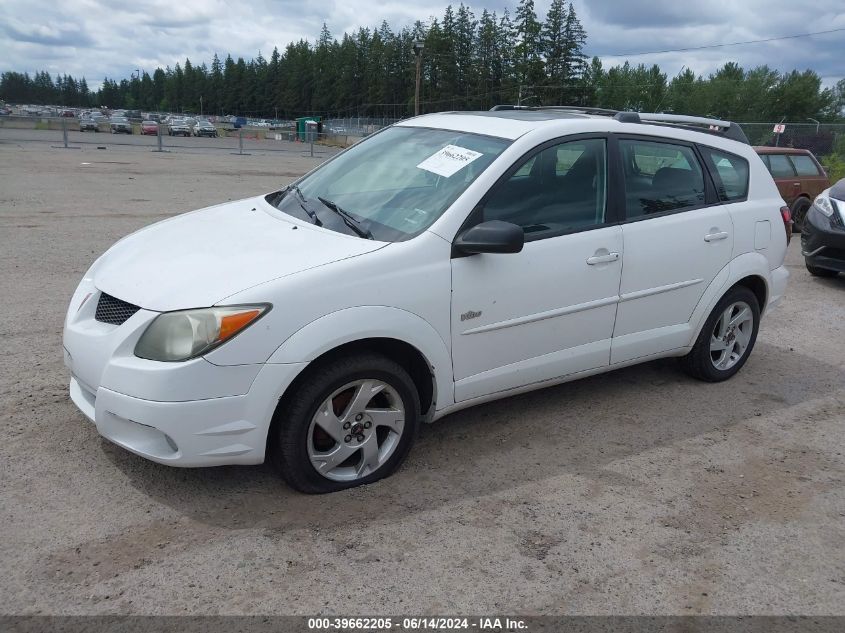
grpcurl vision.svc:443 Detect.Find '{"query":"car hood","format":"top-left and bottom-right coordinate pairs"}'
top-left (93, 195), bottom-right (386, 312)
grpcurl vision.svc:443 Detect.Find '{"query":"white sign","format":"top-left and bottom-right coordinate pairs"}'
top-left (773, 124), bottom-right (786, 134)
top-left (417, 145), bottom-right (483, 178)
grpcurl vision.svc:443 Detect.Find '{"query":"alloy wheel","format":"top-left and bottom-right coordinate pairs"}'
top-left (709, 300), bottom-right (754, 371)
top-left (306, 379), bottom-right (405, 482)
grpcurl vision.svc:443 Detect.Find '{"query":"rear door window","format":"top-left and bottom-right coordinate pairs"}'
top-left (767, 154), bottom-right (796, 178)
top-left (789, 154), bottom-right (822, 177)
top-left (700, 147), bottom-right (749, 202)
top-left (620, 139), bottom-right (706, 219)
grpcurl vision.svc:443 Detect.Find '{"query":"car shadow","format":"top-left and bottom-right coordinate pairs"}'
top-left (102, 341), bottom-right (845, 534)
top-left (809, 273), bottom-right (845, 289)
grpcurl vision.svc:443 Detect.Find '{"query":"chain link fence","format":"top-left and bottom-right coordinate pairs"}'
top-left (740, 123), bottom-right (844, 155)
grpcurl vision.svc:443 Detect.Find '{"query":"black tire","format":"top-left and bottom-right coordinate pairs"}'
top-left (790, 197), bottom-right (812, 233)
top-left (270, 353), bottom-right (421, 493)
top-left (680, 285), bottom-right (760, 382)
top-left (806, 262), bottom-right (838, 277)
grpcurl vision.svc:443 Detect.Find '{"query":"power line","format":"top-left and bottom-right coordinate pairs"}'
top-left (597, 27), bottom-right (845, 58)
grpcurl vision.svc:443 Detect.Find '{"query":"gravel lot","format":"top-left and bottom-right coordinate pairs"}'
top-left (1, 131), bottom-right (844, 616)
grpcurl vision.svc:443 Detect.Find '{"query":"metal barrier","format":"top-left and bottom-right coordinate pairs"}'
top-left (0, 116), bottom-right (345, 160)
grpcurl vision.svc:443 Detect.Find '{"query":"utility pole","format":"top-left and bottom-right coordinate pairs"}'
top-left (200, 95), bottom-right (203, 117)
top-left (413, 40), bottom-right (425, 116)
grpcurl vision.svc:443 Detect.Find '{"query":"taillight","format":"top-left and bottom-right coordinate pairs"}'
top-left (780, 206), bottom-right (792, 244)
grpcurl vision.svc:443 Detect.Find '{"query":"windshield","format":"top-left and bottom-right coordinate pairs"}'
top-left (271, 126), bottom-right (510, 241)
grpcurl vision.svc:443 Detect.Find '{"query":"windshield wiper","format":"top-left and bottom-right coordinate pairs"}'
top-left (284, 184), bottom-right (321, 226)
top-left (317, 196), bottom-right (374, 239)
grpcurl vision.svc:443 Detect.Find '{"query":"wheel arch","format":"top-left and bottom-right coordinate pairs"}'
top-left (265, 325), bottom-right (448, 461)
top-left (733, 274), bottom-right (768, 314)
top-left (267, 306), bottom-right (454, 417)
top-left (687, 254), bottom-right (772, 347)
top-left (790, 193), bottom-right (812, 207)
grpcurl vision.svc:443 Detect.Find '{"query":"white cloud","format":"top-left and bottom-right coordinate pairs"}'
top-left (1, 0), bottom-right (842, 89)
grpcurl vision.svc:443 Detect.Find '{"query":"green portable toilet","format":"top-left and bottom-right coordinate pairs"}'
top-left (296, 116), bottom-right (322, 141)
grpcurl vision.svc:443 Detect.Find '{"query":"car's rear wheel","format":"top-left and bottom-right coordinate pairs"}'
top-left (791, 197), bottom-right (812, 233)
top-left (270, 353), bottom-right (420, 493)
top-left (680, 286), bottom-right (760, 382)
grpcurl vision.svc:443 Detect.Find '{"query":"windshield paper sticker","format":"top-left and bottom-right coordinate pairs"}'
top-left (417, 145), bottom-right (483, 177)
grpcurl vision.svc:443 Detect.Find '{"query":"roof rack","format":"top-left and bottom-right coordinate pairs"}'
top-left (490, 104), bottom-right (621, 117)
top-left (488, 105), bottom-right (749, 144)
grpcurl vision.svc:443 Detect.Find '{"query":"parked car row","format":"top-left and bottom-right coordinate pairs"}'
top-left (77, 115), bottom-right (221, 138)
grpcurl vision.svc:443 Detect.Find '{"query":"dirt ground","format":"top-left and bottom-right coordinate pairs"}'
top-left (1, 131), bottom-right (843, 615)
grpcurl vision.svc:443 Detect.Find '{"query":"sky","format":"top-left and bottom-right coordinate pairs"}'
top-left (1, 0), bottom-right (844, 91)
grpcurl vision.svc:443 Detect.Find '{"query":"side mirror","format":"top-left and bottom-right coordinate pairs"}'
top-left (454, 220), bottom-right (524, 255)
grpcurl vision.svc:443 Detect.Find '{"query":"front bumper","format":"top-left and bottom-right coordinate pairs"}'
top-left (68, 362), bottom-right (304, 467)
top-left (64, 286), bottom-right (306, 467)
top-left (802, 205), bottom-right (845, 273)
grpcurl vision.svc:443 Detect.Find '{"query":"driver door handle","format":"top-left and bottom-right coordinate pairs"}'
top-left (586, 252), bottom-right (620, 265)
top-left (704, 231), bottom-right (729, 242)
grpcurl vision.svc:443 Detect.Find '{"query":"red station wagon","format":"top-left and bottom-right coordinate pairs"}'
top-left (754, 147), bottom-right (830, 232)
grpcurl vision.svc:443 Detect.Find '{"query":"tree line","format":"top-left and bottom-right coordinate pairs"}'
top-left (2, 0), bottom-right (844, 123)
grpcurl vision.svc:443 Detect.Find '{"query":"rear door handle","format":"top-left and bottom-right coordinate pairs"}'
top-left (586, 252), bottom-right (620, 265)
top-left (704, 232), bottom-right (729, 242)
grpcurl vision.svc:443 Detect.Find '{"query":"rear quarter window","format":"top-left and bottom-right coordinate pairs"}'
top-left (701, 147), bottom-right (749, 202)
top-left (789, 154), bottom-right (822, 177)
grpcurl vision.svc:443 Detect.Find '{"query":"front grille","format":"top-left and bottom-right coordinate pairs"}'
top-left (95, 292), bottom-right (141, 325)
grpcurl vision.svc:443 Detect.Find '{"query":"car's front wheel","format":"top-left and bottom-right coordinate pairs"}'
top-left (680, 285), bottom-right (760, 382)
top-left (806, 261), bottom-right (838, 277)
top-left (270, 353), bottom-right (420, 493)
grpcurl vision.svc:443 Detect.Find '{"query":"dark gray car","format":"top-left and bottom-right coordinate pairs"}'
top-left (168, 119), bottom-right (191, 137)
top-left (109, 117), bottom-right (132, 134)
top-left (192, 120), bottom-right (218, 137)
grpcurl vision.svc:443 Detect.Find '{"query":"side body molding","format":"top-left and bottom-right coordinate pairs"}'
top-left (267, 306), bottom-right (455, 412)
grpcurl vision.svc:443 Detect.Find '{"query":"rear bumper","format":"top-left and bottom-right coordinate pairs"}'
top-left (766, 264), bottom-right (789, 313)
top-left (802, 206), bottom-right (845, 273)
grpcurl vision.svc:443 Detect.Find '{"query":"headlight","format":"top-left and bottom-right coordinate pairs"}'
top-left (135, 304), bottom-right (270, 362)
top-left (813, 193), bottom-right (837, 218)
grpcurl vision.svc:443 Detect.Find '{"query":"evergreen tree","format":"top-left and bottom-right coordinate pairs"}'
top-left (513, 0), bottom-right (544, 104)
top-left (560, 2), bottom-right (587, 102)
